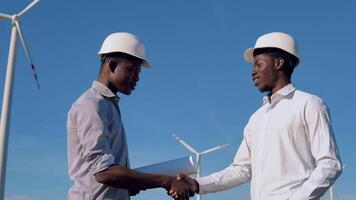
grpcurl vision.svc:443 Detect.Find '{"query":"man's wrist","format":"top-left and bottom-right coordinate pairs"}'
top-left (193, 179), bottom-right (200, 193)
top-left (160, 175), bottom-right (173, 190)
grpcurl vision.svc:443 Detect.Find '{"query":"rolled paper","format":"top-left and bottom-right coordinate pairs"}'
top-left (134, 155), bottom-right (197, 176)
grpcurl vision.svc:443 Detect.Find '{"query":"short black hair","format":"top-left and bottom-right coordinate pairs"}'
top-left (99, 52), bottom-right (143, 73)
top-left (253, 47), bottom-right (299, 79)
top-left (100, 52), bottom-right (143, 66)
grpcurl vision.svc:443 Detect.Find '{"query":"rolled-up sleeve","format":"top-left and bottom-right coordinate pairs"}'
top-left (290, 97), bottom-right (342, 200)
top-left (72, 100), bottom-right (115, 175)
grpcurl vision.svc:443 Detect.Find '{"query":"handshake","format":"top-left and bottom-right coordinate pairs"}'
top-left (167, 174), bottom-right (199, 200)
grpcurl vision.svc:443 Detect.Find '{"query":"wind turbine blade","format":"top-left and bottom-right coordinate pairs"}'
top-left (14, 20), bottom-right (40, 89)
top-left (0, 13), bottom-right (12, 20)
top-left (172, 134), bottom-right (199, 154)
top-left (18, 0), bottom-right (40, 17)
top-left (201, 143), bottom-right (229, 155)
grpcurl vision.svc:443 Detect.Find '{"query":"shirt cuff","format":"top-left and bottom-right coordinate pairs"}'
top-left (196, 176), bottom-right (218, 194)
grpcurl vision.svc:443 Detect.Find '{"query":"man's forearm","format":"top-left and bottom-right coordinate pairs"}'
top-left (94, 165), bottom-right (172, 191)
top-left (196, 165), bottom-right (250, 194)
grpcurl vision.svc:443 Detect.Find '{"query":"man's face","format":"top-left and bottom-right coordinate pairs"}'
top-left (251, 54), bottom-right (279, 93)
top-left (109, 58), bottom-right (142, 95)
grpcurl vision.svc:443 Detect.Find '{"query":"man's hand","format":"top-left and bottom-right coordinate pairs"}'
top-left (176, 173), bottom-right (199, 196)
top-left (129, 188), bottom-right (141, 196)
top-left (166, 176), bottom-right (191, 200)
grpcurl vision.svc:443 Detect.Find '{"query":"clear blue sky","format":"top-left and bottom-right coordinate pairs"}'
top-left (0, 0), bottom-right (355, 200)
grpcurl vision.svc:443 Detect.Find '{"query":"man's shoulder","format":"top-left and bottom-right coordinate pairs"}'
top-left (294, 89), bottom-right (325, 105)
top-left (69, 87), bottom-right (107, 114)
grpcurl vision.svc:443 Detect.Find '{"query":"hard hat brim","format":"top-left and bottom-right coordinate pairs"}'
top-left (142, 60), bottom-right (151, 67)
top-left (98, 51), bottom-right (151, 68)
top-left (243, 46), bottom-right (300, 66)
top-left (243, 47), bottom-right (255, 63)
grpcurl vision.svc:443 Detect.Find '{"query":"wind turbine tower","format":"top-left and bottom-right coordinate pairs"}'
top-left (328, 164), bottom-right (346, 200)
top-left (172, 134), bottom-right (229, 200)
top-left (0, 0), bottom-right (40, 199)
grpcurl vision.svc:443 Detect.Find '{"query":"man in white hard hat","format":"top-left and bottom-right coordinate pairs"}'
top-left (67, 32), bottom-right (192, 200)
top-left (175, 32), bottom-right (342, 200)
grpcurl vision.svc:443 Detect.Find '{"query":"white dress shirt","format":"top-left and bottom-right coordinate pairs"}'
top-left (67, 81), bottom-right (130, 200)
top-left (197, 84), bottom-right (342, 200)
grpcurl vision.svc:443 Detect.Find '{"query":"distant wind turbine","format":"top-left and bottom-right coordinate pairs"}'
top-left (172, 134), bottom-right (229, 200)
top-left (329, 164), bottom-right (346, 200)
top-left (0, 0), bottom-right (40, 198)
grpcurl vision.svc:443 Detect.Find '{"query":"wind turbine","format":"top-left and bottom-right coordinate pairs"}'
top-left (0, 0), bottom-right (40, 199)
top-left (328, 164), bottom-right (346, 200)
top-left (172, 134), bottom-right (229, 200)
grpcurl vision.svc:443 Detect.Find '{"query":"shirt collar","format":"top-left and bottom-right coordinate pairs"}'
top-left (91, 80), bottom-right (120, 103)
top-left (263, 83), bottom-right (296, 105)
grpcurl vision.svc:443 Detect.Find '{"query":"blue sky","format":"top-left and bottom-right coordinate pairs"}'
top-left (0, 0), bottom-right (355, 200)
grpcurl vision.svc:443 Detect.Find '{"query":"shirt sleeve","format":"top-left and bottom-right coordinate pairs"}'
top-left (289, 96), bottom-right (342, 200)
top-left (196, 125), bottom-right (252, 194)
top-left (72, 100), bottom-right (116, 175)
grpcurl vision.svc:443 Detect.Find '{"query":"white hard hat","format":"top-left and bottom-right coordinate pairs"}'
top-left (243, 32), bottom-right (300, 65)
top-left (98, 32), bottom-right (151, 67)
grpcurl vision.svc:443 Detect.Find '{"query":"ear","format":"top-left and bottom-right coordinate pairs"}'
top-left (108, 60), bottom-right (117, 73)
top-left (275, 57), bottom-right (284, 71)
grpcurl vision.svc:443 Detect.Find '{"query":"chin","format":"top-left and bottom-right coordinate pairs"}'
top-left (127, 88), bottom-right (135, 95)
top-left (118, 89), bottom-right (132, 95)
top-left (122, 91), bottom-right (132, 95)
top-left (257, 85), bottom-right (270, 93)
top-left (259, 88), bottom-right (268, 93)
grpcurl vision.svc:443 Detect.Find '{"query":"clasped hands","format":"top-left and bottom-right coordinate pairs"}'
top-left (168, 174), bottom-right (199, 200)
